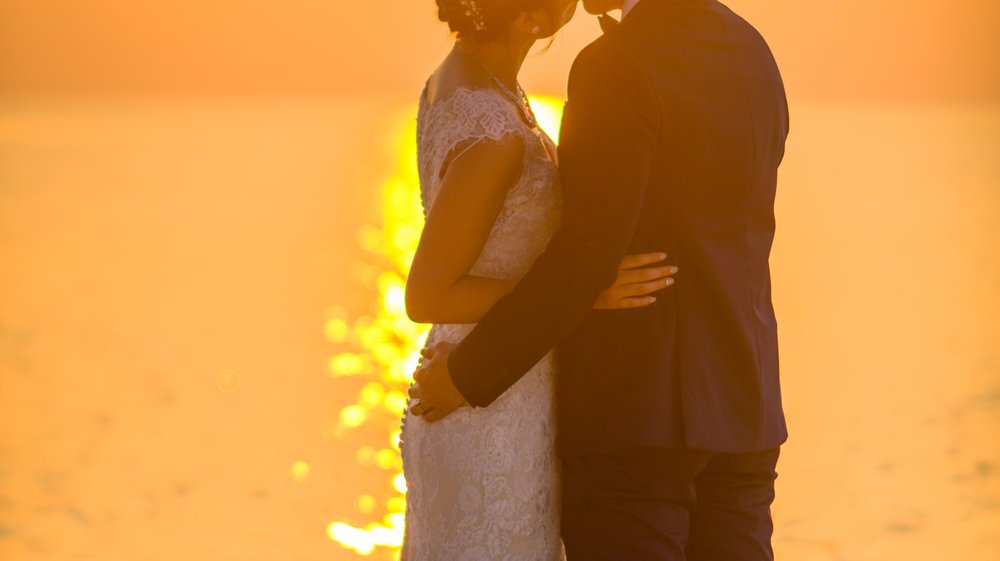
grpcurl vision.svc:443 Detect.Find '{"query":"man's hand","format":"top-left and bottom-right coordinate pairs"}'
top-left (408, 342), bottom-right (467, 422)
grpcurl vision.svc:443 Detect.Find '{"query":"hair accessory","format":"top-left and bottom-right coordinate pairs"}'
top-left (458, 0), bottom-right (487, 32)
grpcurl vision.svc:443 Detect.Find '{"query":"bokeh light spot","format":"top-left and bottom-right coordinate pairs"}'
top-left (324, 318), bottom-right (349, 343)
top-left (376, 448), bottom-right (398, 470)
top-left (290, 461), bottom-right (310, 483)
top-left (392, 473), bottom-right (407, 494)
top-left (360, 382), bottom-right (386, 408)
top-left (339, 405), bottom-right (368, 428)
top-left (358, 494), bottom-right (376, 513)
top-left (329, 353), bottom-right (371, 377)
top-left (356, 224), bottom-right (382, 253)
top-left (215, 369), bottom-right (240, 393)
top-left (357, 445), bottom-right (376, 467)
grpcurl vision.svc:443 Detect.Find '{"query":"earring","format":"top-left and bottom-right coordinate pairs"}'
top-left (531, 25), bottom-right (541, 35)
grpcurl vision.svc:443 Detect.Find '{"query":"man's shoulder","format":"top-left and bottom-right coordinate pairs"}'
top-left (568, 33), bottom-right (641, 85)
top-left (571, 33), bottom-right (616, 68)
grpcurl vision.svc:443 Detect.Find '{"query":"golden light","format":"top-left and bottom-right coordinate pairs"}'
top-left (358, 495), bottom-right (377, 514)
top-left (329, 353), bottom-right (372, 378)
top-left (391, 473), bottom-right (408, 495)
top-left (339, 405), bottom-right (368, 428)
top-left (215, 369), bottom-right (240, 393)
top-left (357, 446), bottom-right (376, 466)
top-left (529, 98), bottom-right (564, 142)
top-left (325, 96), bottom-right (565, 557)
top-left (324, 306), bottom-right (351, 343)
top-left (290, 461), bottom-right (310, 483)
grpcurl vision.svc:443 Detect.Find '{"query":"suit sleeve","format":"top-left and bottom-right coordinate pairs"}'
top-left (448, 40), bottom-right (661, 407)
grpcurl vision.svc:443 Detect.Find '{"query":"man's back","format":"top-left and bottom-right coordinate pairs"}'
top-left (556, 0), bottom-right (789, 455)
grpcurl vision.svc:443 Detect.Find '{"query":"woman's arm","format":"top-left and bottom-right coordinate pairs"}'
top-left (405, 136), bottom-right (679, 325)
top-left (405, 135), bottom-right (527, 325)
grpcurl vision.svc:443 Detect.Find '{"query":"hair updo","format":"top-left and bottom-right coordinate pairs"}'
top-left (436, 0), bottom-right (547, 41)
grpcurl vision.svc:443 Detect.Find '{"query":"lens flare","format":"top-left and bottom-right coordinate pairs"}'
top-left (326, 96), bottom-right (565, 557)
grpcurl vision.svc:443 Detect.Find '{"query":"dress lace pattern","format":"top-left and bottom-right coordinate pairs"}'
top-left (401, 87), bottom-right (564, 561)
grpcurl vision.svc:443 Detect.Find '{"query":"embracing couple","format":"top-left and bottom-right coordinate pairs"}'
top-left (400, 0), bottom-right (789, 559)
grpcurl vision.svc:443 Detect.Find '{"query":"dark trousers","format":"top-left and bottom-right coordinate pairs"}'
top-left (561, 446), bottom-right (780, 561)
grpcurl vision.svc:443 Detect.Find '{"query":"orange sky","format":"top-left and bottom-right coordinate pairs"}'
top-left (1, 0), bottom-right (998, 101)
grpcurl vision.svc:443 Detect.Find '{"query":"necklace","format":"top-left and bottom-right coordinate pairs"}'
top-left (456, 43), bottom-right (538, 130)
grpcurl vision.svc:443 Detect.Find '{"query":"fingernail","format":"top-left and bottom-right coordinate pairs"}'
top-left (659, 253), bottom-right (668, 259)
top-left (649, 297), bottom-right (657, 303)
top-left (669, 266), bottom-right (679, 274)
top-left (666, 278), bottom-right (674, 285)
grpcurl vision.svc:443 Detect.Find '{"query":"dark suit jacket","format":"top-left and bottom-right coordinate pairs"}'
top-left (448, 0), bottom-right (789, 455)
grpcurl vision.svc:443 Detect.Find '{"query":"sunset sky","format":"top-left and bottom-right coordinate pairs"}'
top-left (1, 0), bottom-right (998, 102)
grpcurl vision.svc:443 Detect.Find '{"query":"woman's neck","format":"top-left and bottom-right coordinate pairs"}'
top-left (455, 38), bottom-right (533, 88)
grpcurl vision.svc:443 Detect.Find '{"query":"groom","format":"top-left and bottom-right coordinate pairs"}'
top-left (411, 0), bottom-right (789, 559)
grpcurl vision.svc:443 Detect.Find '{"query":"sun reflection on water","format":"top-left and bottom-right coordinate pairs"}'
top-left (325, 96), bottom-right (565, 558)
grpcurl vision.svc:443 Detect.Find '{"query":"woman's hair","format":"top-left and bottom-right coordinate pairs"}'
top-left (436, 0), bottom-right (549, 41)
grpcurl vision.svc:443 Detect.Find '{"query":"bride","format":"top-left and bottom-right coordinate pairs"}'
top-left (400, 1), bottom-right (677, 559)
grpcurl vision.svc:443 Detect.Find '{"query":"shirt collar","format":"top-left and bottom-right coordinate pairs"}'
top-left (622, 0), bottom-right (641, 19)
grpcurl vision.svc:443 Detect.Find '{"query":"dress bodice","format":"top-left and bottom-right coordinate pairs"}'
top-left (416, 87), bottom-right (563, 283)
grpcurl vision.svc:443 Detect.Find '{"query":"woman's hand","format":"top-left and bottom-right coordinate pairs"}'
top-left (593, 252), bottom-right (678, 310)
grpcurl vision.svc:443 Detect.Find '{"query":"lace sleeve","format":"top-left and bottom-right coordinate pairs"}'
top-left (418, 88), bottom-right (526, 205)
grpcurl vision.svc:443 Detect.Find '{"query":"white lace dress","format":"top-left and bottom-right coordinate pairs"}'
top-left (400, 87), bottom-right (564, 561)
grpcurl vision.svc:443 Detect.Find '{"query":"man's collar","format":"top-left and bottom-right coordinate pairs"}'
top-left (622, 0), bottom-right (641, 19)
